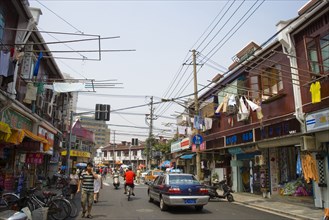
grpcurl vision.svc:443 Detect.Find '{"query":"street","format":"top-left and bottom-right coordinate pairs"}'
top-left (72, 177), bottom-right (292, 220)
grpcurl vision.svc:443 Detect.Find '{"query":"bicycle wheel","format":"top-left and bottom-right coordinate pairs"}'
top-left (68, 199), bottom-right (78, 218)
top-left (127, 186), bottom-right (131, 201)
top-left (48, 198), bottom-right (71, 220)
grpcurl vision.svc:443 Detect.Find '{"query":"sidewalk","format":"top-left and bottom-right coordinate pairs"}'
top-left (233, 192), bottom-right (324, 220)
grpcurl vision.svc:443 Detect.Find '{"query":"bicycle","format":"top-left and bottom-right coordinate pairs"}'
top-left (24, 187), bottom-right (71, 220)
top-left (127, 185), bottom-right (132, 201)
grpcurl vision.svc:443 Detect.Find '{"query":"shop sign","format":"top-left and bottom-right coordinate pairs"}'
top-left (180, 137), bottom-right (190, 150)
top-left (192, 142), bottom-right (206, 152)
top-left (26, 153), bottom-right (44, 164)
top-left (171, 140), bottom-right (181, 153)
top-left (305, 109), bottom-right (329, 132)
top-left (226, 130), bottom-right (253, 146)
top-left (228, 147), bottom-right (243, 155)
top-left (38, 127), bottom-right (54, 155)
top-left (2, 109), bottom-right (32, 130)
top-left (255, 119), bottom-right (301, 141)
top-left (61, 150), bottom-right (91, 158)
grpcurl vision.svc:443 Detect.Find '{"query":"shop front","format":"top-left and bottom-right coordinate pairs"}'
top-left (256, 118), bottom-right (316, 202)
top-left (61, 149), bottom-right (91, 172)
top-left (305, 108), bottom-right (329, 208)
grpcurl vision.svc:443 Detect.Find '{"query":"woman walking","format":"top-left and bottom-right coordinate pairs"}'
top-left (70, 169), bottom-right (79, 199)
top-left (94, 169), bottom-right (103, 203)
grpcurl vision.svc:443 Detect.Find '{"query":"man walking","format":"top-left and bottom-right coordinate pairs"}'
top-left (77, 162), bottom-right (98, 219)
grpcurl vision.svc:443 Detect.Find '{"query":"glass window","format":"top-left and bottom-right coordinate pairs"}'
top-left (0, 11), bottom-right (4, 41)
top-left (117, 151), bottom-right (121, 156)
top-left (306, 33), bottom-right (329, 74)
top-left (169, 175), bottom-right (199, 185)
top-left (217, 77), bottom-right (246, 104)
top-left (260, 64), bottom-right (283, 101)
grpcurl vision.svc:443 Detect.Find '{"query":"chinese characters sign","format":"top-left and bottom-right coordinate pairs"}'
top-left (26, 153), bottom-right (44, 164)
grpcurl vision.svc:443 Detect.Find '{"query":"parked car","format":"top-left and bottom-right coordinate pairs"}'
top-left (147, 173), bottom-right (209, 211)
top-left (141, 170), bottom-right (150, 181)
top-left (144, 169), bottom-right (164, 184)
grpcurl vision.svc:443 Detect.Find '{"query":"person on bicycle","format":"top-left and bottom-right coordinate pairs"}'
top-left (123, 166), bottom-right (136, 196)
top-left (77, 162), bottom-right (98, 219)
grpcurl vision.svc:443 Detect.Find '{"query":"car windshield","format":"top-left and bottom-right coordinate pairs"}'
top-left (169, 175), bottom-right (199, 185)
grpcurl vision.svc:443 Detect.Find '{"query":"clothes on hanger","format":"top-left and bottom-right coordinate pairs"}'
top-left (237, 96), bottom-right (250, 121)
top-left (310, 81), bottom-right (321, 103)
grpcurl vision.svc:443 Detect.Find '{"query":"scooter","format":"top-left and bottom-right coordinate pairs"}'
top-left (0, 193), bottom-right (29, 220)
top-left (113, 172), bottom-right (120, 189)
top-left (206, 179), bottom-right (234, 202)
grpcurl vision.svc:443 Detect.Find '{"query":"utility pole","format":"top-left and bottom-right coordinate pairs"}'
top-left (113, 130), bottom-right (116, 168)
top-left (192, 49), bottom-right (201, 181)
top-left (147, 96), bottom-right (154, 170)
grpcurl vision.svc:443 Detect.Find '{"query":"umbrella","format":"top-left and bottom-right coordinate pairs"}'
top-left (160, 160), bottom-right (171, 168)
top-left (75, 163), bottom-right (87, 167)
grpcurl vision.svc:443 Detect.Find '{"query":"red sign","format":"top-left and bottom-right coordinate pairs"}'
top-left (192, 142), bottom-right (206, 152)
top-left (26, 153), bottom-right (44, 164)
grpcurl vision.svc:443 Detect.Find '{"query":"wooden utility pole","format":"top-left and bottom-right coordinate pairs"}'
top-left (192, 49), bottom-right (201, 181)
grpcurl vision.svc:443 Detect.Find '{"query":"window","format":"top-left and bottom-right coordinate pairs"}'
top-left (124, 151), bottom-right (129, 156)
top-left (261, 64), bottom-right (283, 101)
top-left (217, 77), bottom-right (246, 104)
top-left (103, 151), bottom-right (107, 157)
top-left (306, 34), bottom-right (329, 74)
top-left (169, 175), bottom-right (199, 185)
top-left (117, 151), bottom-right (121, 157)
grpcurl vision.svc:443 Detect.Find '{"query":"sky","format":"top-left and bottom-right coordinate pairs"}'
top-left (29, 0), bottom-right (309, 144)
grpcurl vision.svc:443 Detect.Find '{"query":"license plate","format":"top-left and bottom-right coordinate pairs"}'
top-left (184, 199), bottom-right (196, 204)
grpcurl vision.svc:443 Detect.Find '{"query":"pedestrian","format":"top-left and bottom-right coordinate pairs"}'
top-left (94, 169), bottom-right (103, 203)
top-left (77, 162), bottom-right (98, 219)
top-left (69, 168), bottom-right (79, 200)
top-left (136, 168), bottom-right (141, 184)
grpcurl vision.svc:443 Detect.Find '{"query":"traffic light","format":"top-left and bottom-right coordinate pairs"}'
top-left (95, 104), bottom-right (111, 121)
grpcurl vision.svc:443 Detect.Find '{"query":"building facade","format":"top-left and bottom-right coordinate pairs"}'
top-left (79, 115), bottom-right (110, 148)
top-left (180, 0), bottom-right (328, 209)
top-left (0, 0), bottom-right (73, 192)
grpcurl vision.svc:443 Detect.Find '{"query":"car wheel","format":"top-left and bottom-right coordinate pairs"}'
top-left (227, 194), bottom-right (234, 202)
top-left (195, 206), bottom-right (203, 211)
top-left (159, 197), bottom-right (168, 211)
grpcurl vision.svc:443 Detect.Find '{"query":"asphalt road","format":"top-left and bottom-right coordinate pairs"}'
top-left (72, 176), bottom-right (291, 220)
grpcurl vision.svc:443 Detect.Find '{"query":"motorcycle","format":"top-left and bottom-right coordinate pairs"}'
top-left (113, 172), bottom-right (120, 189)
top-left (206, 179), bottom-right (234, 202)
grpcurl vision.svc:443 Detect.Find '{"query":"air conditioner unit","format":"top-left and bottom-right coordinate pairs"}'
top-left (254, 155), bottom-right (265, 166)
top-left (36, 95), bottom-right (44, 109)
top-left (301, 136), bottom-right (316, 151)
top-left (55, 110), bottom-right (62, 120)
top-left (44, 102), bottom-right (53, 117)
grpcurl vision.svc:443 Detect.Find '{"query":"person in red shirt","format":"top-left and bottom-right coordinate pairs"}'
top-left (124, 166), bottom-right (136, 196)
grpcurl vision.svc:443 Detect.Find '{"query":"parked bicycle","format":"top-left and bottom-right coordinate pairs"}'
top-left (2, 187), bottom-right (71, 220)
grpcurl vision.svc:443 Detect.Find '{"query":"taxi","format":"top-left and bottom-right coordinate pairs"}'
top-left (144, 169), bottom-right (164, 184)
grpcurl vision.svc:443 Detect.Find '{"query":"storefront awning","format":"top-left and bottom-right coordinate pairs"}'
top-left (0, 122), bottom-right (12, 141)
top-left (7, 128), bottom-right (49, 147)
top-left (180, 153), bottom-right (196, 159)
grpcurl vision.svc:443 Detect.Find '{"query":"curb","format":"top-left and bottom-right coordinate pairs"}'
top-left (234, 200), bottom-right (315, 220)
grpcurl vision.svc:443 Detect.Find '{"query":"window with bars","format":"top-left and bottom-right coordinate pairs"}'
top-left (306, 34), bottom-right (329, 75)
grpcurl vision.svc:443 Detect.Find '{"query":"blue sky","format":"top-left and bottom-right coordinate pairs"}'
top-left (29, 0), bottom-right (308, 143)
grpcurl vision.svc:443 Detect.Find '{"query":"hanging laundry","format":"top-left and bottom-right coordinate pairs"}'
top-left (237, 96), bottom-right (250, 121)
top-left (178, 126), bottom-right (186, 135)
top-left (254, 99), bottom-right (264, 120)
top-left (215, 94), bottom-right (229, 113)
top-left (204, 118), bottom-right (213, 130)
top-left (53, 82), bottom-right (85, 93)
top-left (23, 82), bottom-right (38, 104)
top-left (33, 52), bottom-right (43, 77)
top-left (186, 127), bottom-right (192, 135)
top-left (0, 50), bottom-right (11, 77)
top-left (194, 115), bottom-right (202, 130)
top-left (245, 98), bottom-right (260, 111)
top-left (310, 81), bottom-right (321, 103)
top-left (226, 94), bottom-right (237, 115)
top-left (301, 153), bottom-right (319, 183)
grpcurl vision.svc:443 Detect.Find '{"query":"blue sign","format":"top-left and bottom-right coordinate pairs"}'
top-left (192, 134), bottom-right (203, 145)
